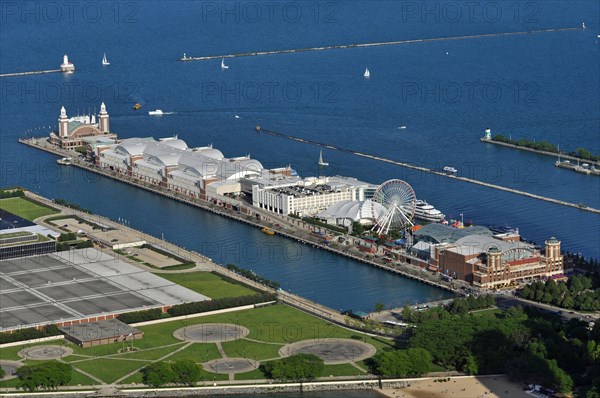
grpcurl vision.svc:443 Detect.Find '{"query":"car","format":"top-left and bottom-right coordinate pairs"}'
top-left (110, 238), bottom-right (118, 242)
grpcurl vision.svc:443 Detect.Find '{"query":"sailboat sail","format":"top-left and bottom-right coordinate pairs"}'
top-left (318, 149), bottom-right (329, 166)
top-left (364, 67), bottom-right (370, 78)
top-left (221, 58), bottom-right (229, 69)
top-left (102, 53), bottom-right (110, 66)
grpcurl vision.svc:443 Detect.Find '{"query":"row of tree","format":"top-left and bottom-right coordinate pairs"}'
top-left (518, 274), bottom-right (600, 311)
top-left (225, 264), bottom-right (280, 289)
top-left (53, 199), bottom-right (91, 214)
top-left (0, 325), bottom-right (60, 344)
top-left (492, 135), bottom-right (600, 161)
top-left (168, 293), bottom-right (276, 317)
top-left (0, 188), bottom-right (25, 199)
top-left (371, 348), bottom-right (433, 377)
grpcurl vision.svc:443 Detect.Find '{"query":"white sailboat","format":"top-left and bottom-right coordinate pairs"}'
top-left (102, 53), bottom-right (110, 66)
top-left (221, 58), bottom-right (229, 69)
top-left (363, 67), bottom-right (370, 78)
top-left (318, 149), bottom-right (329, 167)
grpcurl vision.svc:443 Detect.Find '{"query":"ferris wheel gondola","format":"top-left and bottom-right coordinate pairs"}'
top-left (372, 179), bottom-right (417, 235)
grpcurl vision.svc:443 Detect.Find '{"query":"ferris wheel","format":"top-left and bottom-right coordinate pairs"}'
top-left (372, 179), bottom-right (417, 235)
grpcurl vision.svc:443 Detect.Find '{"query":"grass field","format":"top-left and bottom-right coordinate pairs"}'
top-left (0, 197), bottom-right (58, 221)
top-left (0, 304), bottom-right (399, 388)
top-left (157, 271), bottom-right (258, 299)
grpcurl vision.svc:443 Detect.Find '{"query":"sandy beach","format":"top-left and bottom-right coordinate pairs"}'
top-left (376, 375), bottom-right (530, 398)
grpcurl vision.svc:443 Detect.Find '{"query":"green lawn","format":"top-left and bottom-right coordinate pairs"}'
top-left (162, 343), bottom-right (222, 363)
top-left (221, 339), bottom-right (283, 361)
top-left (0, 304), bottom-right (393, 388)
top-left (0, 197), bottom-right (58, 221)
top-left (156, 271), bottom-right (257, 299)
top-left (73, 358), bottom-right (147, 384)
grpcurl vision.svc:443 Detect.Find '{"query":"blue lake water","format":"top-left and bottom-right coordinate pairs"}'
top-left (1, 0), bottom-right (599, 320)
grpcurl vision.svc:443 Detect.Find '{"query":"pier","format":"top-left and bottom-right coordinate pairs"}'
top-left (179, 27), bottom-right (579, 61)
top-left (254, 127), bottom-right (600, 215)
top-left (0, 69), bottom-right (62, 78)
top-left (19, 137), bottom-right (462, 298)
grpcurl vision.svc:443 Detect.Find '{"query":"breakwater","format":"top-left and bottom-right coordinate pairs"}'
top-left (0, 69), bottom-right (62, 78)
top-left (480, 138), bottom-right (600, 166)
top-left (179, 27), bottom-right (579, 61)
top-left (19, 138), bottom-right (460, 297)
top-left (254, 127), bottom-right (600, 215)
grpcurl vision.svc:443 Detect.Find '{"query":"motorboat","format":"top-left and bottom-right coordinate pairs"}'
top-left (148, 110), bottom-right (164, 116)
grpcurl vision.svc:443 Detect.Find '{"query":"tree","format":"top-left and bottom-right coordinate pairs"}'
top-left (402, 305), bottom-right (413, 322)
top-left (0, 366), bottom-right (5, 379)
top-left (142, 362), bottom-right (176, 387)
top-left (171, 360), bottom-right (201, 386)
top-left (17, 362), bottom-right (72, 391)
top-left (263, 354), bottom-right (324, 381)
top-left (373, 348), bottom-right (432, 377)
top-left (374, 302), bottom-right (386, 312)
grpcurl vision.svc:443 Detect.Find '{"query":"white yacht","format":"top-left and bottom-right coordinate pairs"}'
top-left (148, 110), bottom-right (164, 116)
top-left (414, 200), bottom-right (445, 222)
top-left (363, 67), bottom-right (370, 78)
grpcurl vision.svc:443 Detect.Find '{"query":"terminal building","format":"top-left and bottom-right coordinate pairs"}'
top-left (410, 224), bottom-right (563, 288)
top-left (49, 103), bottom-right (117, 150)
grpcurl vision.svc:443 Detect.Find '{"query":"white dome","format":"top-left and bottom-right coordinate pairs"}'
top-left (318, 200), bottom-right (387, 224)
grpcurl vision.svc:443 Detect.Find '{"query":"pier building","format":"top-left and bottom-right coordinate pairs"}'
top-left (249, 175), bottom-right (377, 216)
top-left (49, 103), bottom-right (117, 150)
top-left (95, 136), bottom-right (264, 198)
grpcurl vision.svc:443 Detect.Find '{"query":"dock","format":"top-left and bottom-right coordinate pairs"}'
top-left (179, 27), bottom-right (579, 61)
top-left (255, 127), bottom-right (600, 215)
top-left (0, 69), bottom-right (62, 78)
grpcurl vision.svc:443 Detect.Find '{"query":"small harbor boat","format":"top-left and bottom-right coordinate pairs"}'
top-left (318, 149), bottom-right (329, 167)
top-left (363, 67), bottom-right (370, 78)
top-left (57, 157), bottom-right (72, 165)
top-left (221, 58), bottom-right (229, 69)
top-left (102, 53), bottom-right (110, 66)
top-left (261, 227), bottom-right (275, 235)
top-left (148, 110), bottom-right (163, 116)
top-left (133, 103), bottom-right (142, 110)
top-left (443, 166), bottom-right (458, 174)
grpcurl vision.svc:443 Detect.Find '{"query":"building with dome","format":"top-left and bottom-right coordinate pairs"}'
top-left (431, 234), bottom-right (564, 288)
top-left (316, 199), bottom-right (388, 227)
top-left (49, 103), bottom-right (117, 149)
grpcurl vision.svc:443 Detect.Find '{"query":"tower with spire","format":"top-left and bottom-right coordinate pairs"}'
top-left (59, 106), bottom-right (69, 138)
top-left (98, 102), bottom-right (110, 134)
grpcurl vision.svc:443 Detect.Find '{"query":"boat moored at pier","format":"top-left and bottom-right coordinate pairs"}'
top-left (414, 200), bottom-right (445, 223)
